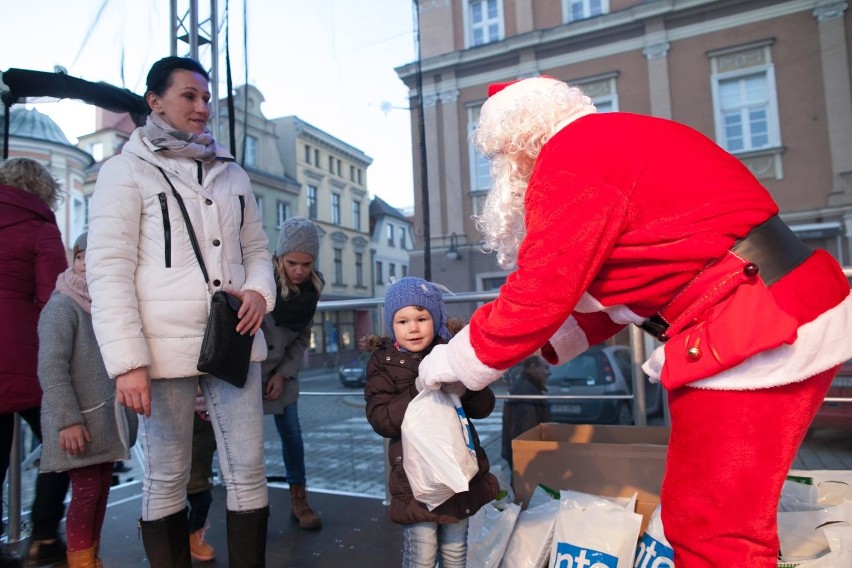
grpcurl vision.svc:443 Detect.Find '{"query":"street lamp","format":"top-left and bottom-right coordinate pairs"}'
top-left (446, 233), bottom-right (462, 260)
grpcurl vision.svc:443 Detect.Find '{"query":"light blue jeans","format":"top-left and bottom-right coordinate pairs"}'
top-left (402, 519), bottom-right (469, 568)
top-left (140, 363), bottom-right (267, 521)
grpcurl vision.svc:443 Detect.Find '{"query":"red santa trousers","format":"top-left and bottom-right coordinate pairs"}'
top-left (661, 367), bottom-right (836, 567)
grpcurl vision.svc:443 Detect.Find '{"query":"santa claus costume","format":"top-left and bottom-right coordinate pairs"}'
top-left (418, 77), bottom-right (852, 567)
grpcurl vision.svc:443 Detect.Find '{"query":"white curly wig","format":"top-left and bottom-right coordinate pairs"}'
top-left (473, 77), bottom-right (596, 269)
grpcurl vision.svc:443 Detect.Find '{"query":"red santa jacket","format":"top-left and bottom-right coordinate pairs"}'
top-left (0, 184), bottom-right (67, 414)
top-left (464, 113), bottom-right (851, 391)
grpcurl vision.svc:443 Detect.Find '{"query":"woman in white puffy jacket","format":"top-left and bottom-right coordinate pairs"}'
top-left (86, 56), bottom-right (275, 568)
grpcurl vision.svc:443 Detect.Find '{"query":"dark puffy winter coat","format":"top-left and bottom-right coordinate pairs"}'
top-left (0, 184), bottom-right (67, 414)
top-left (363, 327), bottom-right (499, 525)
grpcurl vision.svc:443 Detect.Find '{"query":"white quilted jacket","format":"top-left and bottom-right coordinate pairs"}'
top-left (86, 129), bottom-right (275, 380)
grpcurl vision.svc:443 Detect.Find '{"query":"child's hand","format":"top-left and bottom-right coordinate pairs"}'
top-left (59, 424), bottom-right (91, 455)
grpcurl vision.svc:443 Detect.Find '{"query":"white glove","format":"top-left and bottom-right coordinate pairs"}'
top-left (440, 381), bottom-right (466, 397)
top-left (418, 344), bottom-right (457, 389)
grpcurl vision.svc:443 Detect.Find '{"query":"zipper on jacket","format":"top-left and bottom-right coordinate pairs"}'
top-left (196, 160), bottom-right (202, 184)
top-left (158, 192), bottom-right (171, 268)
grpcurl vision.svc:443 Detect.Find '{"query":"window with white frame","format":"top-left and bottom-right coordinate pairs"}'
top-left (386, 223), bottom-right (395, 246)
top-left (71, 194), bottom-right (86, 239)
top-left (307, 185), bottom-right (318, 219)
top-left (399, 227), bottom-right (406, 250)
top-left (389, 263), bottom-right (396, 280)
top-left (276, 201), bottom-right (290, 227)
top-left (710, 42), bottom-right (780, 154)
top-left (333, 249), bottom-right (343, 284)
top-left (89, 142), bottom-right (104, 162)
top-left (352, 201), bottom-right (361, 231)
top-left (563, 0), bottom-right (608, 23)
top-left (332, 193), bottom-right (341, 225)
top-left (467, 105), bottom-right (491, 199)
top-left (375, 261), bottom-right (384, 285)
top-left (575, 74), bottom-right (619, 113)
top-left (255, 194), bottom-right (264, 224)
top-left (467, 0), bottom-right (503, 47)
top-left (355, 252), bottom-right (364, 286)
top-left (244, 135), bottom-right (258, 167)
top-left (472, 191), bottom-right (488, 218)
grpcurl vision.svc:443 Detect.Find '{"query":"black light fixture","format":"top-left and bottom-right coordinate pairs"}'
top-left (446, 233), bottom-right (461, 260)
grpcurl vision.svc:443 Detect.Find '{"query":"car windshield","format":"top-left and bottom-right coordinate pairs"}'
top-left (342, 353), bottom-right (369, 369)
top-left (549, 352), bottom-right (604, 386)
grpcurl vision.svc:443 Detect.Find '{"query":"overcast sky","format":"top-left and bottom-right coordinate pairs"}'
top-left (0, 0), bottom-right (416, 210)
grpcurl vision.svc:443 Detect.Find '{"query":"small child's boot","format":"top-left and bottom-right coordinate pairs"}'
top-left (65, 546), bottom-right (97, 568)
top-left (189, 523), bottom-right (215, 561)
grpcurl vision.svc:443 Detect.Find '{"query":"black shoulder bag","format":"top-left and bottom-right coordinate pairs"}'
top-left (157, 167), bottom-right (253, 388)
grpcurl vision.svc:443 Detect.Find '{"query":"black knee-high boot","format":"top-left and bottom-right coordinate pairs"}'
top-left (226, 506), bottom-right (268, 568)
top-left (139, 508), bottom-right (192, 568)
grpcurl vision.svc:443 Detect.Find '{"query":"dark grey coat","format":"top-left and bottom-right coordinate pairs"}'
top-left (37, 291), bottom-right (137, 472)
top-left (259, 312), bottom-right (312, 414)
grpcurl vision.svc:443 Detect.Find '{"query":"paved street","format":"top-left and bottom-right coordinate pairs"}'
top-left (6, 368), bottom-right (851, 527)
top-left (266, 370), bottom-right (508, 498)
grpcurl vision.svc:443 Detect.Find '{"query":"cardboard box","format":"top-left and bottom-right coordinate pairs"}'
top-left (511, 423), bottom-right (670, 529)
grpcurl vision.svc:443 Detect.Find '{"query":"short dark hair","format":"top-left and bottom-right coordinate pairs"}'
top-left (145, 56), bottom-right (209, 107)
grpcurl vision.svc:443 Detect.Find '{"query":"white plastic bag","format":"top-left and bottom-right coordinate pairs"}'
top-left (781, 526), bottom-right (852, 568)
top-left (549, 489), bottom-right (643, 568)
top-left (635, 504), bottom-right (674, 568)
top-left (467, 502), bottom-right (521, 568)
top-left (499, 497), bottom-right (559, 568)
top-left (778, 501), bottom-right (852, 564)
top-left (401, 389), bottom-right (479, 510)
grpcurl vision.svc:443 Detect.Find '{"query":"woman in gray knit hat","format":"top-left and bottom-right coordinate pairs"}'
top-left (260, 216), bottom-right (325, 530)
top-left (37, 232), bottom-right (138, 567)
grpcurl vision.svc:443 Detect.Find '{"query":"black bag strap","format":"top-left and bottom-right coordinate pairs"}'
top-left (155, 166), bottom-right (210, 285)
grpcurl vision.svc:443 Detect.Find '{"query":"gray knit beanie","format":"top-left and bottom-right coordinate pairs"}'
top-left (383, 277), bottom-right (451, 342)
top-left (73, 232), bottom-right (87, 257)
top-left (275, 217), bottom-right (319, 259)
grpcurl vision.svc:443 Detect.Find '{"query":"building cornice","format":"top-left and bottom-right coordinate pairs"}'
top-left (398, 0), bottom-right (820, 93)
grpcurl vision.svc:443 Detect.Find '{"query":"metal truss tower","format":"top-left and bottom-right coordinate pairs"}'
top-left (169, 0), bottom-right (221, 137)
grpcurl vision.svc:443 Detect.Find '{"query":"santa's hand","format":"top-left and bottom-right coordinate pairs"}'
top-left (418, 344), bottom-right (457, 389)
top-left (414, 376), bottom-right (434, 392)
top-left (440, 381), bottom-right (466, 397)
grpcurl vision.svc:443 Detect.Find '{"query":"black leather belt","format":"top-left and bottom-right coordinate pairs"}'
top-left (639, 215), bottom-right (812, 341)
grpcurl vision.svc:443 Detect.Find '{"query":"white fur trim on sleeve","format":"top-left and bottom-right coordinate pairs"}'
top-left (549, 315), bottom-right (590, 365)
top-left (447, 326), bottom-right (504, 391)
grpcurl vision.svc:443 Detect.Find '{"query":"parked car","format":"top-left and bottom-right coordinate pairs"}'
top-left (338, 352), bottom-right (369, 388)
top-left (546, 345), bottom-right (664, 425)
top-left (809, 359), bottom-right (852, 431)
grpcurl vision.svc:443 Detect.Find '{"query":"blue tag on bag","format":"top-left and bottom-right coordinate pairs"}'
top-left (634, 533), bottom-right (675, 567)
top-left (552, 542), bottom-right (618, 568)
top-left (454, 404), bottom-right (476, 453)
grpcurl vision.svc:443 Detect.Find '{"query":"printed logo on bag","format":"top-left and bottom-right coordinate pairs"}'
top-left (553, 543), bottom-right (618, 568)
top-left (634, 534), bottom-right (675, 568)
top-left (455, 407), bottom-right (476, 452)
